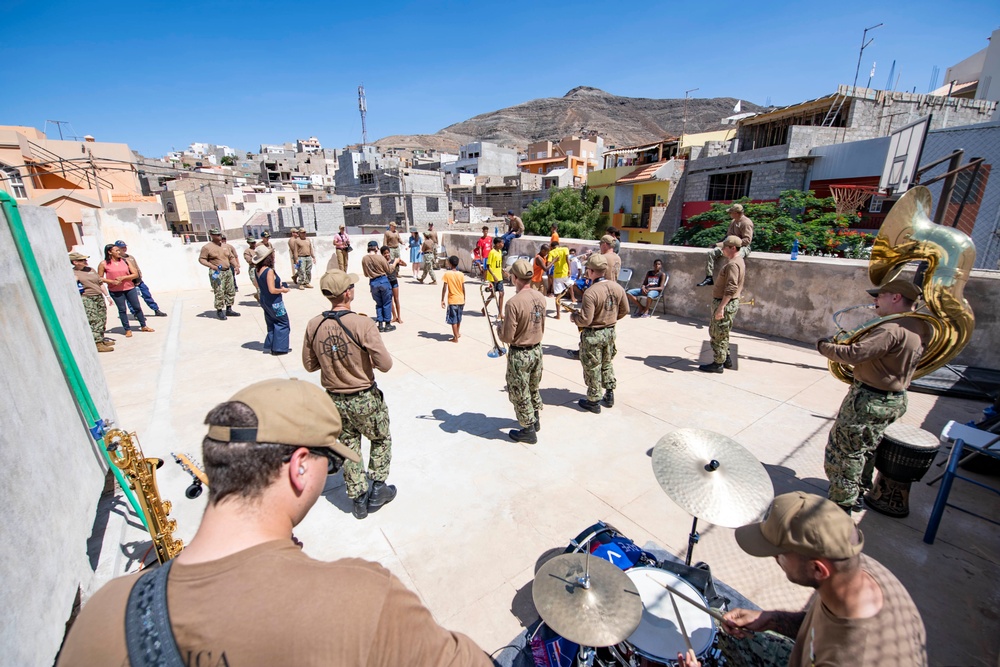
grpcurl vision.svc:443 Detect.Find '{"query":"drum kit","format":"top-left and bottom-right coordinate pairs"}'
top-left (531, 429), bottom-right (774, 666)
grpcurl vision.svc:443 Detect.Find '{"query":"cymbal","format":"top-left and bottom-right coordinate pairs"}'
top-left (532, 553), bottom-right (642, 647)
top-left (651, 429), bottom-right (773, 527)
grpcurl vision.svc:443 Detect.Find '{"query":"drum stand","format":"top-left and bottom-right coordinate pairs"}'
top-left (685, 516), bottom-right (701, 566)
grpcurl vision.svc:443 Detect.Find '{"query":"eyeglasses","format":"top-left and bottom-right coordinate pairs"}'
top-left (282, 447), bottom-right (345, 475)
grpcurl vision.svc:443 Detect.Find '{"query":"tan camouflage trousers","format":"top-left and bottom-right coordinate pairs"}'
top-left (709, 298), bottom-right (740, 363)
top-left (82, 295), bottom-right (106, 343)
top-left (580, 326), bottom-right (617, 402)
top-left (825, 383), bottom-right (907, 507)
top-left (328, 387), bottom-right (393, 499)
top-left (249, 265), bottom-right (259, 298)
top-left (506, 345), bottom-right (543, 427)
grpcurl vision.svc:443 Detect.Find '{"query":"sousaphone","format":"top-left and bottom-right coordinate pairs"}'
top-left (829, 185), bottom-right (976, 383)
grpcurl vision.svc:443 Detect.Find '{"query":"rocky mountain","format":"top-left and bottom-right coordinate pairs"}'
top-left (374, 86), bottom-right (764, 152)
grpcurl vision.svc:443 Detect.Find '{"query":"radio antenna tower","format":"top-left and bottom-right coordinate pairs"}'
top-left (358, 84), bottom-right (368, 148)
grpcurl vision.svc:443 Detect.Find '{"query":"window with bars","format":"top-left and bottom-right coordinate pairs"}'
top-left (707, 171), bottom-right (751, 201)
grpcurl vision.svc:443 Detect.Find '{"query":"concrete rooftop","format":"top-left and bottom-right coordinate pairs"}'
top-left (96, 258), bottom-right (999, 666)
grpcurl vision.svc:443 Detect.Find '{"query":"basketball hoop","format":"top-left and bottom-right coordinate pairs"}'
top-left (830, 184), bottom-right (880, 215)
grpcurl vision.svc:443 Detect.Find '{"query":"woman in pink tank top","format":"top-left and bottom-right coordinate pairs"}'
top-left (98, 244), bottom-right (154, 337)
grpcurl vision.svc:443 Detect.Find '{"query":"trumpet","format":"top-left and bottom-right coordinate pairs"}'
top-left (480, 283), bottom-right (507, 358)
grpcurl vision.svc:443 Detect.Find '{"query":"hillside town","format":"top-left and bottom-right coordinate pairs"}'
top-left (3, 13), bottom-right (1000, 667)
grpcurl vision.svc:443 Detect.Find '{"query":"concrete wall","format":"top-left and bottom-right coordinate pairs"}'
top-left (0, 204), bottom-right (117, 666)
top-left (442, 231), bottom-right (1000, 369)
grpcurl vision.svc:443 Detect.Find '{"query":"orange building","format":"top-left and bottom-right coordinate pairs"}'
top-left (0, 126), bottom-right (161, 248)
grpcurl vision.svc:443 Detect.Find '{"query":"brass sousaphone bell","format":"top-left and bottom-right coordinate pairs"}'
top-left (829, 185), bottom-right (976, 383)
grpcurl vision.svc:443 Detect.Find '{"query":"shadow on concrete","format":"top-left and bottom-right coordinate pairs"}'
top-left (195, 310), bottom-right (227, 319)
top-left (738, 354), bottom-right (826, 371)
top-left (624, 354), bottom-right (696, 373)
top-left (416, 408), bottom-right (518, 441)
top-left (321, 472), bottom-right (355, 516)
top-left (417, 331), bottom-right (455, 342)
top-left (539, 387), bottom-right (579, 408)
top-left (120, 539), bottom-right (156, 571)
top-left (86, 472), bottom-right (116, 571)
top-left (241, 340), bottom-right (268, 352)
top-left (541, 343), bottom-right (576, 358)
top-left (237, 300), bottom-right (260, 308)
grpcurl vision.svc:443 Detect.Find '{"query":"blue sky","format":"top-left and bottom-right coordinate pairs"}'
top-left (2, 0), bottom-right (997, 157)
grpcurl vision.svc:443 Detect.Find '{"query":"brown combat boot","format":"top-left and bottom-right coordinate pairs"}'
top-left (96, 342), bottom-right (114, 353)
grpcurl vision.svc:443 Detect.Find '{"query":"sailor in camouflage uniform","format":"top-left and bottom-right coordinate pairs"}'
top-left (303, 269), bottom-right (397, 520)
top-left (571, 253), bottom-right (628, 414)
top-left (499, 259), bottom-right (547, 444)
top-left (699, 235), bottom-right (745, 374)
top-left (816, 280), bottom-right (928, 514)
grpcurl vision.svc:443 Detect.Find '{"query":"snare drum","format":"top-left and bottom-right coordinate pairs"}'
top-left (565, 522), bottom-right (657, 571)
top-left (615, 567), bottom-right (716, 667)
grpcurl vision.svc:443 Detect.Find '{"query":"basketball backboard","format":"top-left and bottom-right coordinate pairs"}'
top-left (879, 115), bottom-right (931, 197)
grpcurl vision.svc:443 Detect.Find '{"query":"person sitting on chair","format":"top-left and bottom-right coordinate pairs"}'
top-left (626, 258), bottom-right (666, 318)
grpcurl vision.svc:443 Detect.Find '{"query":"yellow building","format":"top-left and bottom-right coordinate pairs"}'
top-left (586, 139), bottom-right (678, 243)
top-left (0, 126), bottom-right (161, 248)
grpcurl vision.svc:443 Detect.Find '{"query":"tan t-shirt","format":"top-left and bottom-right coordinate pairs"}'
top-left (383, 230), bottom-right (401, 248)
top-left (817, 319), bottom-right (928, 392)
top-left (500, 288), bottom-right (546, 346)
top-left (74, 267), bottom-right (104, 297)
top-left (428, 230), bottom-right (439, 245)
top-left (303, 311), bottom-right (392, 393)
top-left (573, 279), bottom-right (628, 329)
top-left (56, 540), bottom-right (491, 667)
top-left (602, 249), bottom-right (621, 282)
top-left (508, 216), bottom-right (524, 234)
top-left (788, 556), bottom-right (926, 667)
top-left (713, 255), bottom-right (745, 300)
top-left (727, 215), bottom-right (754, 248)
top-left (290, 237), bottom-right (315, 260)
top-left (199, 241), bottom-right (239, 270)
top-left (362, 253), bottom-right (390, 279)
top-left (243, 246), bottom-right (256, 266)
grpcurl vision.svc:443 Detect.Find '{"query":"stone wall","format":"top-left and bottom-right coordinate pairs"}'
top-left (0, 204), bottom-right (118, 666)
top-left (442, 231), bottom-right (1000, 369)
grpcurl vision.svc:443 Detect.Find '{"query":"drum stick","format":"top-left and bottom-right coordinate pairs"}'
top-left (656, 581), bottom-right (727, 624)
top-left (667, 590), bottom-right (695, 655)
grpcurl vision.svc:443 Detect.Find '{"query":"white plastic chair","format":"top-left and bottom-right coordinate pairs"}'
top-left (616, 267), bottom-right (633, 289)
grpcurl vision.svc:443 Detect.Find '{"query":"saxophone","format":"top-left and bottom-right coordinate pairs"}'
top-left (105, 426), bottom-right (184, 563)
top-left (829, 185), bottom-right (976, 383)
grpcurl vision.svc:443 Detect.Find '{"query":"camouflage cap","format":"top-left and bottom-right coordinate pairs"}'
top-left (209, 228), bottom-right (222, 236)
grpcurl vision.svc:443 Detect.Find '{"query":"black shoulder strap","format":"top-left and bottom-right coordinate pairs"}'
top-left (125, 560), bottom-right (184, 667)
top-left (321, 310), bottom-right (365, 351)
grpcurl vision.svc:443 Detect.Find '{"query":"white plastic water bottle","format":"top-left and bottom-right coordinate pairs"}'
top-left (791, 239), bottom-right (799, 261)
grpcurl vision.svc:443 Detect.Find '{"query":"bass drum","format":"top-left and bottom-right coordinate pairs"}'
top-left (565, 521), bottom-right (657, 571)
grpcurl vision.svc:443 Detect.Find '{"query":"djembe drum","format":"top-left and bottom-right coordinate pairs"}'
top-left (864, 422), bottom-right (941, 518)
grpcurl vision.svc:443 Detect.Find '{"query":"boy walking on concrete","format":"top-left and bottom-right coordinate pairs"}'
top-left (441, 256), bottom-right (465, 343)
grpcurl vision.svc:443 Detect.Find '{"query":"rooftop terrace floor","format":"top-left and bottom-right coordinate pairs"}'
top-left (98, 261), bottom-right (999, 666)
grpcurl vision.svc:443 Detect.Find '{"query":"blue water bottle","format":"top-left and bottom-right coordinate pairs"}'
top-left (212, 265), bottom-right (222, 280)
top-left (791, 239), bottom-right (799, 261)
top-left (494, 225), bottom-right (499, 237)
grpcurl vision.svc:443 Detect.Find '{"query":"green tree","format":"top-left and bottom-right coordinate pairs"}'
top-left (220, 155), bottom-right (235, 166)
top-left (522, 187), bottom-right (602, 240)
top-left (669, 189), bottom-right (873, 258)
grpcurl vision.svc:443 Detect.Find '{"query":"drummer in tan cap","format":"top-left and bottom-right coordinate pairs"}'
top-left (816, 278), bottom-right (929, 515)
top-left (571, 253), bottom-right (628, 413)
top-left (711, 491), bottom-right (926, 667)
top-left (499, 259), bottom-right (547, 443)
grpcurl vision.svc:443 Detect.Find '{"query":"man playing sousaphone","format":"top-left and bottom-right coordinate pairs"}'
top-left (816, 279), bottom-right (929, 515)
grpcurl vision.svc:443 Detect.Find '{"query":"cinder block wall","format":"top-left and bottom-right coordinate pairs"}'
top-left (0, 205), bottom-right (118, 666)
top-left (443, 231), bottom-right (1000, 369)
